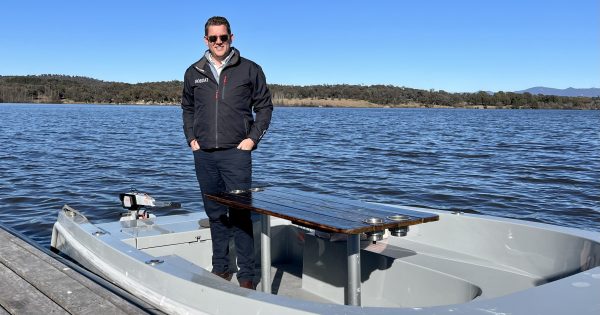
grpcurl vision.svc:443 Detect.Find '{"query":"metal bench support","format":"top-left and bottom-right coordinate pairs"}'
top-left (347, 234), bottom-right (361, 306)
top-left (261, 214), bottom-right (271, 293)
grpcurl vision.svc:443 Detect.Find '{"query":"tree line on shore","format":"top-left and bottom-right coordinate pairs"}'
top-left (1, 74), bottom-right (598, 109)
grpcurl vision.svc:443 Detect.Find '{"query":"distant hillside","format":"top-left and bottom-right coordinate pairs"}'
top-left (515, 87), bottom-right (600, 97)
top-left (1, 75), bottom-right (599, 109)
top-left (0, 74), bottom-right (181, 104)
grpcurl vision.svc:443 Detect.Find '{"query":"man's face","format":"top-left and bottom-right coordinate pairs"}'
top-left (205, 25), bottom-right (233, 61)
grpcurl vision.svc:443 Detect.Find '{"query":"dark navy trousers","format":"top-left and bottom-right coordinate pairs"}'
top-left (193, 147), bottom-right (254, 281)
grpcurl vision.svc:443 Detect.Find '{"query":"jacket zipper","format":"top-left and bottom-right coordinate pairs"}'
top-left (222, 75), bottom-right (227, 100)
top-left (194, 64), bottom-right (223, 148)
top-left (215, 73), bottom-right (230, 147)
top-left (215, 88), bottom-right (219, 147)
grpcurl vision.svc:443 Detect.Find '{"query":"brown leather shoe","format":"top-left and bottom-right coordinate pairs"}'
top-left (239, 280), bottom-right (255, 290)
top-left (211, 270), bottom-right (233, 281)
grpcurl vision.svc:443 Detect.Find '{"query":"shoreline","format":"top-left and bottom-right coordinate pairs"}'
top-left (0, 98), bottom-right (591, 110)
top-left (2, 75), bottom-right (598, 110)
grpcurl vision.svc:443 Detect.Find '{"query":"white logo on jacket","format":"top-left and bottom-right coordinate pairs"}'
top-left (194, 78), bottom-right (209, 84)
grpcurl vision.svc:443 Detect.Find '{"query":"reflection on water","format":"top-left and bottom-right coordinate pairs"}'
top-left (0, 104), bottom-right (598, 246)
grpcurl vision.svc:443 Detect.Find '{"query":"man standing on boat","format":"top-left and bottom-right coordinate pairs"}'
top-left (181, 16), bottom-right (273, 290)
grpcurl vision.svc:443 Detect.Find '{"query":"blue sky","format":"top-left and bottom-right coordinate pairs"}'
top-left (1, 0), bottom-right (598, 92)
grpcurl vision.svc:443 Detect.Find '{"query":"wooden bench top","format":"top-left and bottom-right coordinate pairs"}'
top-left (205, 187), bottom-right (439, 234)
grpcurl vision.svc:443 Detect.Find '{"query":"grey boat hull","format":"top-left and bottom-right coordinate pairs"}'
top-left (51, 204), bottom-right (600, 314)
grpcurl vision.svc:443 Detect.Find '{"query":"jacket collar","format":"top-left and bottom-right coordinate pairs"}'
top-left (193, 47), bottom-right (240, 77)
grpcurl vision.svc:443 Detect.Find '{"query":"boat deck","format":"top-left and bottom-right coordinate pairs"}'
top-left (0, 224), bottom-right (158, 315)
top-left (242, 263), bottom-right (332, 304)
top-left (100, 210), bottom-right (540, 307)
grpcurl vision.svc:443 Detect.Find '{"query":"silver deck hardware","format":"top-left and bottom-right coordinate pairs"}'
top-left (387, 215), bottom-right (410, 237)
top-left (363, 217), bottom-right (385, 242)
top-left (145, 259), bottom-right (164, 266)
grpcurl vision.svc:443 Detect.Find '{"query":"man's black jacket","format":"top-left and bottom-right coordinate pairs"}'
top-left (181, 48), bottom-right (273, 149)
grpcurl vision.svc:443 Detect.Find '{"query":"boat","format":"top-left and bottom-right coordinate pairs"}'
top-left (51, 188), bottom-right (600, 314)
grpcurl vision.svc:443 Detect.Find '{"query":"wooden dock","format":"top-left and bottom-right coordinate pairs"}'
top-left (0, 224), bottom-right (160, 314)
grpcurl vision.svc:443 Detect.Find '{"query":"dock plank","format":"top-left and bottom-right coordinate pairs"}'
top-left (0, 226), bottom-right (153, 315)
top-left (0, 263), bottom-right (67, 314)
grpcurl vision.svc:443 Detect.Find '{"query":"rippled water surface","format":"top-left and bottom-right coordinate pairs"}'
top-left (0, 104), bottom-right (598, 246)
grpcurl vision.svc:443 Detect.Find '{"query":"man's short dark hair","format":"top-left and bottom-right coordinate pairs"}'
top-left (205, 16), bottom-right (231, 35)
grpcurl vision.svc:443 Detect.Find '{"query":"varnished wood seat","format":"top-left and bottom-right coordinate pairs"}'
top-left (206, 186), bottom-right (439, 306)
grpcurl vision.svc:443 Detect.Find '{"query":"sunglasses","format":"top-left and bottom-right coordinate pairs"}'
top-left (207, 34), bottom-right (230, 43)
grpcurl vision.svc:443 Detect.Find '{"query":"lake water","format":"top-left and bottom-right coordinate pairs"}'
top-left (0, 104), bottom-right (598, 247)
